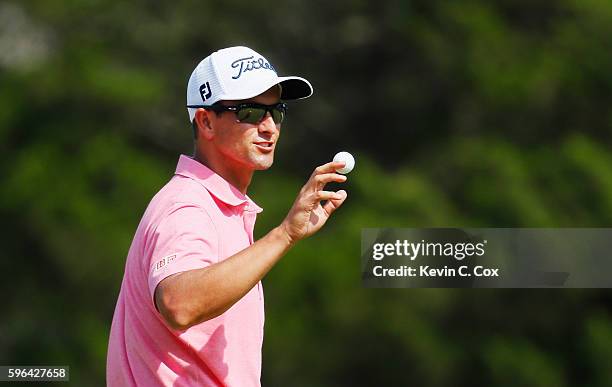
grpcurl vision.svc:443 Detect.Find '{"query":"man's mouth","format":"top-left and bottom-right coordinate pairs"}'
top-left (254, 141), bottom-right (274, 152)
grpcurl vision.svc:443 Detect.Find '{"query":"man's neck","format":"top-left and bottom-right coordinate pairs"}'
top-left (193, 150), bottom-right (253, 195)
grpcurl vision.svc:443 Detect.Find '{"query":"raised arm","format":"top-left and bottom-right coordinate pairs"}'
top-left (155, 161), bottom-right (348, 330)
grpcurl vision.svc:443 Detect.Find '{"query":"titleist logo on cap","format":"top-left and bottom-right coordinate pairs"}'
top-left (231, 56), bottom-right (276, 80)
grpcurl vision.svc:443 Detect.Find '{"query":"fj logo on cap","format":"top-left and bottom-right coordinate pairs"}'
top-left (199, 81), bottom-right (212, 101)
top-left (231, 56), bottom-right (276, 79)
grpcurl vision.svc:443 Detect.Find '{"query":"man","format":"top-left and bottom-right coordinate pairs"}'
top-left (106, 46), bottom-right (348, 386)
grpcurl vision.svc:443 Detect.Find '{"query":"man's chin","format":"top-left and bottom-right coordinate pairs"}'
top-left (250, 155), bottom-right (274, 171)
top-left (254, 162), bottom-right (273, 171)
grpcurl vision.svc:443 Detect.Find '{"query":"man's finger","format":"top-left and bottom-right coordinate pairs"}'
top-left (323, 190), bottom-right (348, 215)
top-left (312, 190), bottom-right (344, 202)
top-left (311, 173), bottom-right (347, 190)
top-left (312, 161), bottom-right (346, 177)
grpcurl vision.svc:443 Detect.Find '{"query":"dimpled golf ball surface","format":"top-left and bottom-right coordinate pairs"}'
top-left (333, 151), bottom-right (355, 174)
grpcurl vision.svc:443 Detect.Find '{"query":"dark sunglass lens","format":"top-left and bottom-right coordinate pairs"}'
top-left (237, 107), bottom-right (266, 124)
top-left (271, 108), bottom-right (285, 124)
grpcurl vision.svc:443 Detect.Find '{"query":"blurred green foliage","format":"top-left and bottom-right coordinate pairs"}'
top-left (2, 0), bottom-right (612, 385)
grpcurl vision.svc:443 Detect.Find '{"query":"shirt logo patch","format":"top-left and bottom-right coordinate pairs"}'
top-left (152, 254), bottom-right (176, 273)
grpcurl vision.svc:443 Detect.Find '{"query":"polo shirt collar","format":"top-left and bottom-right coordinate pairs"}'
top-left (175, 155), bottom-right (263, 213)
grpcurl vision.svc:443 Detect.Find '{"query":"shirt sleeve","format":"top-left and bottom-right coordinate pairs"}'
top-left (147, 203), bottom-right (219, 302)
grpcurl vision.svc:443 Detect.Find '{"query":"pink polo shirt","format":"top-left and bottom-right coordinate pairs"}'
top-left (107, 155), bottom-right (264, 387)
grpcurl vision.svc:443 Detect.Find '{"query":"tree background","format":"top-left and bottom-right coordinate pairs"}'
top-left (2, 0), bottom-right (612, 385)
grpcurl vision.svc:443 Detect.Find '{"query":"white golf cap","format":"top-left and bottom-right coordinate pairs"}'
top-left (186, 46), bottom-right (313, 122)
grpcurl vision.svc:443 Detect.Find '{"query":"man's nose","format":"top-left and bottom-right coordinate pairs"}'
top-left (258, 112), bottom-right (278, 134)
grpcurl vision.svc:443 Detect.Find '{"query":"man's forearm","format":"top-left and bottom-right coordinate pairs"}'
top-left (155, 226), bottom-right (293, 330)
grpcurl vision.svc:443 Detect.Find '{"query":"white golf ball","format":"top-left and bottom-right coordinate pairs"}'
top-left (333, 151), bottom-right (355, 174)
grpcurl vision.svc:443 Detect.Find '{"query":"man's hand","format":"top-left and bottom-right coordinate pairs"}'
top-left (280, 161), bottom-right (348, 244)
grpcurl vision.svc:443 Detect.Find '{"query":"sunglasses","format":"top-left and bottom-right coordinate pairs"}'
top-left (187, 102), bottom-right (288, 124)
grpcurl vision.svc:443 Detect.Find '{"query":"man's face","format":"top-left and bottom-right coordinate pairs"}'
top-left (208, 85), bottom-right (282, 171)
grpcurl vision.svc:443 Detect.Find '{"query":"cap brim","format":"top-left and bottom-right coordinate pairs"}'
top-left (194, 75), bottom-right (313, 104)
top-left (278, 76), bottom-right (313, 100)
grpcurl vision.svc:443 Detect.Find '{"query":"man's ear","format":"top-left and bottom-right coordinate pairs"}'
top-left (194, 109), bottom-right (215, 140)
